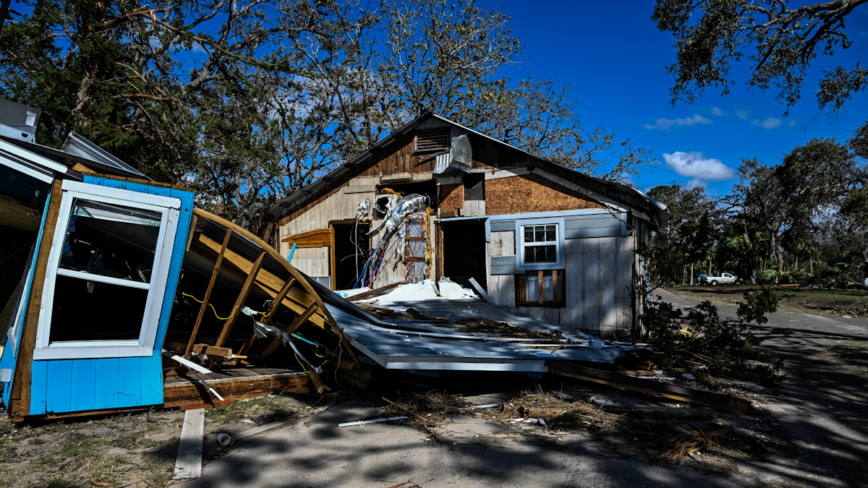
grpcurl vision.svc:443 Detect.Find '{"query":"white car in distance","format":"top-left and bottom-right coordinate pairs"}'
top-left (701, 273), bottom-right (738, 285)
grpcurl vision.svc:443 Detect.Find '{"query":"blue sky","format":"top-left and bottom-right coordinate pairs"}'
top-left (478, 0), bottom-right (868, 196)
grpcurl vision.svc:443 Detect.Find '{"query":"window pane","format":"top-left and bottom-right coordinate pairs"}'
top-left (60, 199), bottom-right (161, 283)
top-left (524, 226), bottom-right (534, 243)
top-left (48, 275), bottom-right (147, 342)
top-left (525, 245), bottom-right (557, 263)
top-left (534, 226), bottom-right (544, 242)
top-left (526, 275), bottom-right (539, 302)
top-left (545, 225), bottom-right (556, 242)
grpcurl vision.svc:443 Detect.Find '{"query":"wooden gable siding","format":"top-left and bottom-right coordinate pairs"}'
top-left (277, 176), bottom-right (379, 247)
top-left (485, 173), bottom-right (606, 216)
top-left (25, 176), bottom-right (194, 416)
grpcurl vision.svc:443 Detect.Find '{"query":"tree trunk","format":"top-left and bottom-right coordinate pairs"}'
top-left (690, 262), bottom-right (694, 285)
top-left (810, 257), bottom-right (814, 275)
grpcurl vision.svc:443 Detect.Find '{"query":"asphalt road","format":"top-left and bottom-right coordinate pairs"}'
top-left (183, 291), bottom-right (868, 488)
top-left (657, 288), bottom-right (868, 488)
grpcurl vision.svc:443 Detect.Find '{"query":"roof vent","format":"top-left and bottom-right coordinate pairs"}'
top-left (0, 98), bottom-right (41, 143)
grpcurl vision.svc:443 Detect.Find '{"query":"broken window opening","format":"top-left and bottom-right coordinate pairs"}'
top-left (33, 182), bottom-right (180, 360)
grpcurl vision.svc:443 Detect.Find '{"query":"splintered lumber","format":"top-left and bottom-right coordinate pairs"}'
top-left (184, 228), bottom-right (233, 359)
top-left (191, 344), bottom-right (234, 357)
top-left (347, 281), bottom-right (408, 302)
top-left (187, 244), bottom-right (327, 328)
top-left (546, 361), bottom-right (751, 413)
top-left (606, 407), bottom-right (718, 421)
top-left (173, 409), bottom-right (205, 480)
top-left (191, 235), bottom-right (327, 327)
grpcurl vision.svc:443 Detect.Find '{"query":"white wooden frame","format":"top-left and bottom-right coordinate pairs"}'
top-left (515, 216), bottom-right (565, 272)
top-left (33, 181), bottom-right (180, 360)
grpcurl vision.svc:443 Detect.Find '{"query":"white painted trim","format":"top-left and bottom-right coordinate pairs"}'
top-left (515, 217), bottom-right (566, 272)
top-left (61, 180), bottom-right (181, 209)
top-left (483, 167), bottom-right (532, 180)
top-left (56, 268), bottom-right (151, 289)
top-left (0, 139), bottom-right (69, 175)
top-left (162, 351), bottom-right (213, 374)
top-left (531, 168), bottom-right (627, 212)
top-left (34, 186), bottom-right (180, 360)
top-left (0, 150), bottom-right (56, 184)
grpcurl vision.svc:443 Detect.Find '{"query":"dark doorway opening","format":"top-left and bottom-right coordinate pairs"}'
top-left (441, 219), bottom-right (487, 291)
top-left (332, 221), bottom-right (370, 290)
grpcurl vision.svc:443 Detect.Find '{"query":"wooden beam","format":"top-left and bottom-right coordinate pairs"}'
top-left (11, 180), bottom-right (63, 419)
top-left (191, 344), bottom-right (233, 357)
top-left (194, 208), bottom-right (362, 367)
top-left (187, 244), bottom-right (327, 328)
top-left (215, 251), bottom-right (266, 347)
top-left (0, 198), bottom-right (41, 231)
top-left (163, 372), bottom-right (309, 410)
top-left (194, 234), bottom-right (323, 317)
top-left (184, 229), bottom-right (232, 359)
top-left (330, 225), bottom-right (337, 291)
top-left (547, 362), bottom-right (751, 413)
top-left (185, 214), bottom-right (199, 253)
top-left (280, 228), bottom-right (332, 246)
top-left (347, 281), bottom-right (408, 302)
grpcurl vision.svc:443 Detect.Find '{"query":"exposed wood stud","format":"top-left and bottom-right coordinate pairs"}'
top-left (184, 229), bottom-right (232, 359)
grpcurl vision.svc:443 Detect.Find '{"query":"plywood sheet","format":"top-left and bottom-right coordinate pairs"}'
top-left (485, 173), bottom-right (605, 216)
top-left (439, 183), bottom-right (464, 215)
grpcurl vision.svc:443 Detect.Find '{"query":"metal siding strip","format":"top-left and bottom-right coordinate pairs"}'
top-left (117, 357), bottom-right (142, 407)
top-left (29, 360), bottom-right (48, 415)
top-left (71, 359), bottom-right (96, 411)
top-left (46, 360), bottom-right (73, 413)
top-left (564, 216), bottom-right (621, 229)
top-left (94, 358), bottom-right (119, 409)
top-left (582, 238), bottom-right (598, 333)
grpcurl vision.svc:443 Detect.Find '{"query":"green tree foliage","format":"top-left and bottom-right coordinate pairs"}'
top-left (652, 0), bottom-right (867, 115)
top-left (646, 184), bottom-right (716, 285)
top-left (643, 288), bottom-right (782, 384)
top-left (1, 0), bottom-right (653, 233)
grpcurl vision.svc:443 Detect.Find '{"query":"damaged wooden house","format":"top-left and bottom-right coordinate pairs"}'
top-left (1, 99), bottom-right (689, 424)
top-left (0, 99), bottom-right (357, 422)
top-left (265, 112), bottom-right (669, 336)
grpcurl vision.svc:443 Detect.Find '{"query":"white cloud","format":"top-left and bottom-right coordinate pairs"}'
top-left (788, 120), bottom-right (797, 127)
top-left (662, 151), bottom-right (736, 180)
top-left (645, 114), bottom-right (712, 130)
top-left (711, 107), bottom-right (725, 116)
top-left (751, 117), bottom-right (782, 129)
top-left (685, 178), bottom-right (705, 190)
top-left (735, 109), bottom-right (750, 119)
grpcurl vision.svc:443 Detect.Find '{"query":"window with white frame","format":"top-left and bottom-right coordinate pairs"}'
top-left (515, 217), bottom-right (565, 272)
top-left (33, 180), bottom-right (180, 360)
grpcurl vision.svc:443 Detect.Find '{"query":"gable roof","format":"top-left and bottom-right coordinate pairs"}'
top-left (265, 112), bottom-right (668, 227)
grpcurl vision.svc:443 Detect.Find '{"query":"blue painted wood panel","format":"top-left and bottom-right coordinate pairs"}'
top-left (71, 360), bottom-right (96, 411)
top-left (29, 360), bottom-right (48, 415)
top-left (46, 361), bottom-right (73, 413)
top-left (27, 176), bottom-right (194, 415)
top-left (0, 191), bottom-right (53, 409)
top-left (94, 358), bottom-right (119, 410)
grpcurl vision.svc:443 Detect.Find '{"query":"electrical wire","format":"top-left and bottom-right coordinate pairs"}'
top-left (366, 214), bottom-right (422, 287)
top-left (181, 292), bottom-right (238, 321)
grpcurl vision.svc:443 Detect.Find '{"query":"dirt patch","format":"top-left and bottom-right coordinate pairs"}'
top-left (0, 393), bottom-right (315, 487)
